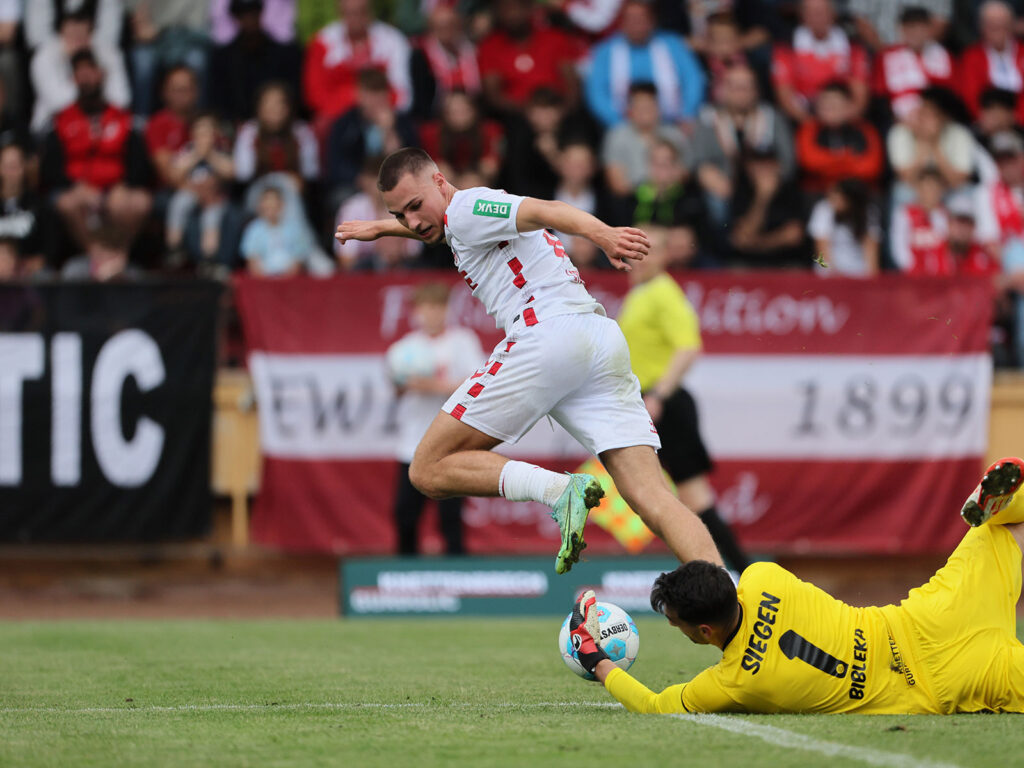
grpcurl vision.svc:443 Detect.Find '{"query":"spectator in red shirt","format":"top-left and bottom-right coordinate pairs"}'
top-left (890, 168), bottom-right (955, 275)
top-left (410, 2), bottom-right (481, 120)
top-left (145, 65), bottom-right (199, 189)
top-left (419, 90), bottom-right (503, 187)
top-left (303, 0), bottom-right (412, 128)
top-left (947, 193), bottom-right (1001, 276)
top-left (796, 80), bottom-right (883, 192)
top-left (42, 49), bottom-right (152, 252)
top-left (873, 6), bottom-right (954, 122)
top-left (477, 0), bottom-right (582, 116)
top-left (772, 0), bottom-right (870, 123)
top-left (959, 1), bottom-right (1024, 124)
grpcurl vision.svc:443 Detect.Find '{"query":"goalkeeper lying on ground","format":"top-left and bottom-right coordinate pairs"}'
top-left (569, 457), bottom-right (1024, 714)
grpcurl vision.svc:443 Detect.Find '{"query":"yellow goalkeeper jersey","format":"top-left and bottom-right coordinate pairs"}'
top-left (606, 562), bottom-right (939, 714)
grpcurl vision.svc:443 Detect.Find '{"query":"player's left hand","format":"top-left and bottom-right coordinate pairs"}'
top-left (569, 590), bottom-right (609, 675)
top-left (335, 220), bottom-right (381, 244)
top-left (599, 227), bottom-right (650, 271)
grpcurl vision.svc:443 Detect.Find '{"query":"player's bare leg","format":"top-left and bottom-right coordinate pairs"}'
top-left (409, 412), bottom-right (604, 573)
top-left (600, 445), bottom-right (723, 566)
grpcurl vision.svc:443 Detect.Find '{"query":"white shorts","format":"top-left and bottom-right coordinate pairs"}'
top-left (442, 311), bottom-right (661, 456)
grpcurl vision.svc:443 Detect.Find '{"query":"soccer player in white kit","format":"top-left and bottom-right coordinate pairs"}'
top-left (336, 148), bottom-right (723, 573)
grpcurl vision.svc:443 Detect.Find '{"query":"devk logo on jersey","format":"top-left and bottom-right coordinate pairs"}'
top-left (472, 200), bottom-right (511, 218)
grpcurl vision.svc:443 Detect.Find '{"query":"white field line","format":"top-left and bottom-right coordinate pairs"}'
top-left (673, 713), bottom-right (962, 768)
top-left (0, 699), bottom-right (965, 768)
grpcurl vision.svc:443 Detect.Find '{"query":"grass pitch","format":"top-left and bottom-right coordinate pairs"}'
top-left (1, 618), bottom-right (1021, 768)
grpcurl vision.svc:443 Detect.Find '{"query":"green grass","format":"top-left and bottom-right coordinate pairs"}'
top-left (0, 619), bottom-right (1021, 767)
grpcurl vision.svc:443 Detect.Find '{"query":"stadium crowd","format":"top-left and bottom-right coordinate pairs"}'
top-left (2, 0), bottom-right (1024, 359)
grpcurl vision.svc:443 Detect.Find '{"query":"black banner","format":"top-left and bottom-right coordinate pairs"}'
top-left (0, 281), bottom-right (222, 541)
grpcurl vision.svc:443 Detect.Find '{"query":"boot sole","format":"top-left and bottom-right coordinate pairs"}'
top-left (962, 461), bottom-right (1023, 527)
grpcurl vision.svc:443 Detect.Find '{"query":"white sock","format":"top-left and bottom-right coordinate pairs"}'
top-left (499, 461), bottom-right (571, 507)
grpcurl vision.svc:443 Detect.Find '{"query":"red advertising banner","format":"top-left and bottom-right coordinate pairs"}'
top-left (236, 272), bottom-right (993, 556)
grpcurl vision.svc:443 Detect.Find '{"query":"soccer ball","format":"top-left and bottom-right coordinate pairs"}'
top-left (558, 600), bottom-right (639, 680)
top-left (386, 335), bottom-right (437, 385)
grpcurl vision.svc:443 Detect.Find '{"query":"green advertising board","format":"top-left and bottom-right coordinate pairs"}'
top-left (340, 556), bottom-right (679, 616)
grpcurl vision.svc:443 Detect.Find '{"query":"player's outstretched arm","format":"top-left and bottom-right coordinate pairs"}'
top-left (335, 218), bottom-right (425, 244)
top-left (515, 198), bottom-right (650, 271)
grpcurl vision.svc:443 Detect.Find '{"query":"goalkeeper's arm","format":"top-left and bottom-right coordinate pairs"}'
top-left (594, 660), bottom-right (689, 714)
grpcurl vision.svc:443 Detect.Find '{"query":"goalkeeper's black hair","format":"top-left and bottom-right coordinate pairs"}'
top-left (650, 561), bottom-right (738, 626)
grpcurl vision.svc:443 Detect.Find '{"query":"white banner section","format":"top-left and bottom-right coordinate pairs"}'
top-left (250, 352), bottom-right (991, 462)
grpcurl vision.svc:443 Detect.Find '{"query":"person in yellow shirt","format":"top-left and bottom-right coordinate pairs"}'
top-left (567, 457), bottom-right (1024, 714)
top-left (616, 226), bottom-right (750, 573)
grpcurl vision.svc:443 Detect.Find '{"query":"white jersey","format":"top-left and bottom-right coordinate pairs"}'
top-left (391, 326), bottom-right (484, 463)
top-left (443, 187), bottom-right (604, 333)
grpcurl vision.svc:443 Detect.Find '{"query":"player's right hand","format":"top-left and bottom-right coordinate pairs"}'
top-left (335, 220), bottom-right (380, 244)
top-left (600, 227), bottom-right (650, 271)
top-left (569, 590), bottom-right (609, 674)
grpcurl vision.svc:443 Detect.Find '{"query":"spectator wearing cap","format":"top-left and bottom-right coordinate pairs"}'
top-left (887, 87), bottom-right (983, 205)
top-left (692, 64), bottom-right (794, 226)
top-left (847, 0), bottom-right (951, 52)
top-left (208, 0), bottom-right (303, 123)
top-left (947, 192), bottom-right (1000, 275)
top-left (974, 86), bottom-right (1024, 156)
top-left (324, 68), bottom-right (419, 203)
top-left (796, 80), bottom-right (883, 192)
top-left (771, 0), bottom-right (870, 124)
top-left (409, 3), bottom-right (481, 121)
top-left (890, 167), bottom-right (955, 275)
top-left (872, 6), bottom-right (954, 122)
top-left (477, 0), bottom-right (583, 116)
top-left (146, 65), bottom-right (200, 190)
top-left (41, 49), bottom-right (152, 252)
top-left (123, 0), bottom-right (210, 118)
top-left (725, 146), bottom-right (809, 269)
top-left (584, 0), bottom-right (705, 128)
top-left (30, 7), bottom-right (130, 133)
top-left (960, 1), bottom-right (1024, 125)
top-left (303, 0), bottom-right (412, 128)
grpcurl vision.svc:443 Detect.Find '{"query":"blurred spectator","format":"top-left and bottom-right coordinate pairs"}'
top-left (807, 178), bottom-right (880, 276)
top-left (947, 193), bottom-right (1000, 275)
top-left (959, 1), bottom-right (1024, 124)
top-left (796, 80), bottom-right (883, 191)
top-left (584, 0), bottom-right (705, 128)
top-left (975, 130), bottom-right (1024, 254)
top-left (334, 157), bottom-right (422, 270)
top-left (771, 0), bottom-right (870, 123)
top-left (553, 141), bottom-right (605, 267)
top-left (419, 91), bottom-right (502, 187)
top-left (602, 83), bottom-right (689, 205)
top-left (632, 138), bottom-right (705, 266)
top-left (234, 81), bottom-right (319, 189)
top-left (974, 86), bottom-right (1024, 155)
top-left (0, 143), bottom-right (44, 275)
top-left (872, 6), bottom-right (954, 122)
top-left (165, 113), bottom-right (235, 256)
top-left (887, 87), bottom-right (980, 202)
top-left (303, 0), bottom-right (412, 127)
top-left (124, 0), bottom-right (210, 117)
top-left (325, 68), bottom-right (418, 202)
top-left (242, 184), bottom-right (314, 275)
top-left (501, 86), bottom-right (595, 200)
top-left (890, 168), bottom-right (954, 275)
top-left (210, 0), bottom-right (296, 44)
top-left (0, 0), bottom-right (22, 116)
top-left (560, 0), bottom-right (626, 38)
top-left (692, 65), bottom-right (794, 224)
top-left (30, 8), bottom-right (130, 132)
top-left (0, 78), bottom-right (31, 152)
top-left (726, 147), bottom-right (808, 269)
top-left (145, 65), bottom-right (199, 189)
top-left (848, 0), bottom-right (951, 51)
top-left (410, 3), bottom-right (481, 121)
top-left (42, 50), bottom-right (152, 250)
top-left (0, 237), bottom-right (16, 279)
top-left (26, 0), bottom-right (122, 52)
top-left (208, 0), bottom-right (303, 123)
top-left (698, 12), bottom-right (766, 106)
top-left (677, 0), bottom-right (771, 54)
top-left (477, 0), bottom-right (582, 115)
top-left (61, 221), bottom-right (140, 280)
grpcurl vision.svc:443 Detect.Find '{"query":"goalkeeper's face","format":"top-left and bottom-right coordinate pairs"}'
top-left (382, 169), bottom-right (448, 244)
top-left (664, 607), bottom-right (714, 646)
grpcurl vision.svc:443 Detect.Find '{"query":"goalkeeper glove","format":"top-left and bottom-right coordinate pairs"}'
top-left (569, 589), bottom-right (609, 675)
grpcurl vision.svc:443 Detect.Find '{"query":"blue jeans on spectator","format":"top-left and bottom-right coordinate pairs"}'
top-left (131, 28), bottom-right (209, 117)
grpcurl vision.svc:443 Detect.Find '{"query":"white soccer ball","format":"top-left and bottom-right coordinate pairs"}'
top-left (558, 600), bottom-right (639, 680)
top-left (386, 335), bottom-right (437, 385)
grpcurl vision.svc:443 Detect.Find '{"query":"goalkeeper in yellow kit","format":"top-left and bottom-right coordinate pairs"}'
top-left (568, 458), bottom-right (1024, 714)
